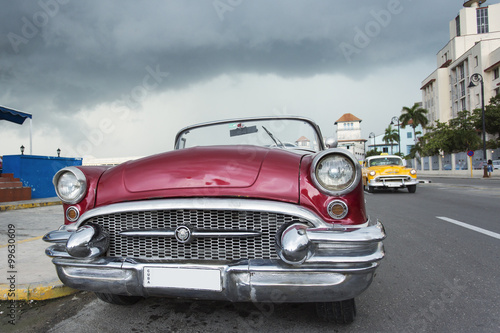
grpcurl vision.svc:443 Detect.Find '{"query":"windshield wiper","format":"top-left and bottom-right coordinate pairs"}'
top-left (262, 126), bottom-right (285, 148)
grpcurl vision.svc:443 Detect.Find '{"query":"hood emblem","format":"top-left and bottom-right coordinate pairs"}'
top-left (175, 225), bottom-right (192, 244)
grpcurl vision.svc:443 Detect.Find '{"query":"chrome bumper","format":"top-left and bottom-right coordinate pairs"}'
top-left (44, 220), bottom-right (385, 302)
top-left (51, 257), bottom-right (381, 302)
top-left (368, 177), bottom-right (418, 188)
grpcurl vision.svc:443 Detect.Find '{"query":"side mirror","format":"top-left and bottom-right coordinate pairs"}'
top-left (325, 137), bottom-right (337, 149)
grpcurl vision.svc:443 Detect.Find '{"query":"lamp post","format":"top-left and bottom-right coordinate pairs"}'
top-left (369, 132), bottom-right (376, 152)
top-left (57, 148), bottom-right (61, 157)
top-left (468, 73), bottom-right (487, 177)
top-left (20, 145), bottom-right (25, 155)
top-left (390, 116), bottom-right (401, 155)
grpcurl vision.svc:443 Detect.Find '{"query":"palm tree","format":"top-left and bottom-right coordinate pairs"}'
top-left (383, 125), bottom-right (399, 154)
top-left (399, 103), bottom-right (429, 144)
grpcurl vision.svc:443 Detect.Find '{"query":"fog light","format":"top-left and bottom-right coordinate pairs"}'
top-left (327, 200), bottom-right (348, 219)
top-left (66, 206), bottom-right (80, 222)
top-left (66, 224), bottom-right (109, 258)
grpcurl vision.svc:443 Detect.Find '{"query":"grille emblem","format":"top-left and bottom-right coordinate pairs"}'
top-left (175, 225), bottom-right (192, 244)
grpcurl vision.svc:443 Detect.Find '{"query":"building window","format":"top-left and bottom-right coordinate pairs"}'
top-left (494, 67), bottom-right (499, 80)
top-left (477, 8), bottom-right (489, 34)
top-left (407, 132), bottom-right (412, 139)
top-left (383, 147), bottom-right (388, 153)
top-left (455, 15), bottom-right (461, 36)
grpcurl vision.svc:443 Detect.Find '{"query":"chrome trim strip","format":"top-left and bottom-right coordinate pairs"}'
top-left (74, 198), bottom-right (338, 229)
top-left (120, 229), bottom-right (261, 238)
top-left (45, 244), bottom-right (72, 258)
top-left (306, 221), bottom-right (386, 243)
top-left (307, 243), bottom-right (385, 263)
top-left (43, 230), bottom-right (72, 243)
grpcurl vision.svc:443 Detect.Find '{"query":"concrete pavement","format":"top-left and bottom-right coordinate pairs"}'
top-left (0, 198), bottom-right (78, 301)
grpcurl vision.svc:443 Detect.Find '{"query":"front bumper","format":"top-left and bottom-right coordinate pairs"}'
top-left (44, 198), bottom-right (386, 303)
top-left (368, 176), bottom-right (417, 188)
top-left (51, 257), bottom-right (380, 302)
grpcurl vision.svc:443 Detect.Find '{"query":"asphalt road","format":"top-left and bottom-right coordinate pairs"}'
top-left (1, 177), bottom-right (499, 332)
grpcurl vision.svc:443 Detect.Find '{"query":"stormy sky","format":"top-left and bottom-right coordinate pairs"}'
top-left (1, 0), bottom-right (491, 159)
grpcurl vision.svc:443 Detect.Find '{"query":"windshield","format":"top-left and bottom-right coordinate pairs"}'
top-left (175, 118), bottom-right (324, 152)
top-left (369, 157), bottom-right (403, 167)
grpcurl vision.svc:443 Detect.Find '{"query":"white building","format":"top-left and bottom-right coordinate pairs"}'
top-left (335, 113), bottom-right (366, 161)
top-left (421, 0), bottom-right (500, 128)
top-left (367, 121), bottom-right (423, 156)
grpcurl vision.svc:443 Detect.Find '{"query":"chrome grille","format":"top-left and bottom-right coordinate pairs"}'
top-left (85, 210), bottom-right (306, 260)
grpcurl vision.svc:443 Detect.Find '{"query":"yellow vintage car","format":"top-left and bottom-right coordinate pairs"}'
top-left (362, 155), bottom-right (418, 193)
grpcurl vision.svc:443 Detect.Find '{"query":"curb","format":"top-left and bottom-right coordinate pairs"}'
top-left (0, 198), bottom-right (61, 211)
top-left (0, 281), bottom-right (78, 301)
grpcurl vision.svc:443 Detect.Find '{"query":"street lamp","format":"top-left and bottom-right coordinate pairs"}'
top-left (369, 132), bottom-right (376, 152)
top-left (20, 145), bottom-right (25, 155)
top-left (390, 116), bottom-right (401, 155)
top-left (57, 148), bottom-right (61, 157)
top-left (468, 73), bottom-right (487, 177)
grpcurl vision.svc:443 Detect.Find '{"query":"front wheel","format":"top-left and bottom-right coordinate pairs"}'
top-left (94, 292), bottom-right (143, 305)
top-left (316, 298), bottom-right (356, 324)
top-left (407, 185), bottom-right (417, 193)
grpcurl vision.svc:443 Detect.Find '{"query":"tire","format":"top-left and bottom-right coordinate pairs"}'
top-left (316, 298), bottom-right (356, 324)
top-left (368, 186), bottom-right (374, 193)
top-left (408, 185), bottom-right (417, 193)
top-left (94, 292), bottom-right (143, 306)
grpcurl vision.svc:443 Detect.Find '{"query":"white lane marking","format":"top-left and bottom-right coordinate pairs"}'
top-left (437, 216), bottom-right (500, 240)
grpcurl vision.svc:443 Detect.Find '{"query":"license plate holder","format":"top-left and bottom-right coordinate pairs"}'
top-left (144, 267), bottom-right (222, 291)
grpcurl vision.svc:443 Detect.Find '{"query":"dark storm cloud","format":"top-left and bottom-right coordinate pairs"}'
top-left (0, 0), bottom-right (464, 122)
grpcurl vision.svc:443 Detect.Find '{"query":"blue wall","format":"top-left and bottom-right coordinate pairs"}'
top-left (2, 155), bottom-right (82, 199)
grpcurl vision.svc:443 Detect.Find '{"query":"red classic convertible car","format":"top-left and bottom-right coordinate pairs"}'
top-left (44, 116), bottom-right (385, 324)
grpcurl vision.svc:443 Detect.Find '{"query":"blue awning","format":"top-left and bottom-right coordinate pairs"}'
top-left (0, 105), bottom-right (32, 125)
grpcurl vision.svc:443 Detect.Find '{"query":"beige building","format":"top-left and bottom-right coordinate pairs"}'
top-left (335, 113), bottom-right (366, 161)
top-left (421, 0), bottom-right (500, 126)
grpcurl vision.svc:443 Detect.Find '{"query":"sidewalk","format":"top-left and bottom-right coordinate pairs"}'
top-left (0, 198), bottom-right (79, 301)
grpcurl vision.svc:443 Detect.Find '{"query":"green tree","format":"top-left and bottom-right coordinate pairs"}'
top-left (383, 125), bottom-right (399, 154)
top-left (400, 103), bottom-right (429, 143)
top-left (365, 149), bottom-right (381, 157)
top-left (471, 94), bottom-right (500, 147)
top-left (420, 110), bottom-right (481, 156)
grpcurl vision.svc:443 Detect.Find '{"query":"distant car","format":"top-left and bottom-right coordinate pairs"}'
top-left (473, 161), bottom-right (485, 170)
top-left (43, 116), bottom-right (385, 324)
top-left (362, 155), bottom-right (418, 193)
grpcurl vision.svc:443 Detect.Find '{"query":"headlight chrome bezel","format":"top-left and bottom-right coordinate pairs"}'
top-left (310, 149), bottom-right (361, 196)
top-left (53, 167), bottom-right (87, 204)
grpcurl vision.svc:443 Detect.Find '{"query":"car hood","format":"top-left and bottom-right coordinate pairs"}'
top-left (366, 165), bottom-right (410, 175)
top-left (95, 146), bottom-right (306, 206)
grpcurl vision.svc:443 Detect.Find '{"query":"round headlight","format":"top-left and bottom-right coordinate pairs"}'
top-left (369, 170), bottom-right (376, 176)
top-left (53, 167), bottom-right (87, 204)
top-left (311, 149), bottom-right (360, 195)
top-left (410, 169), bottom-right (417, 175)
